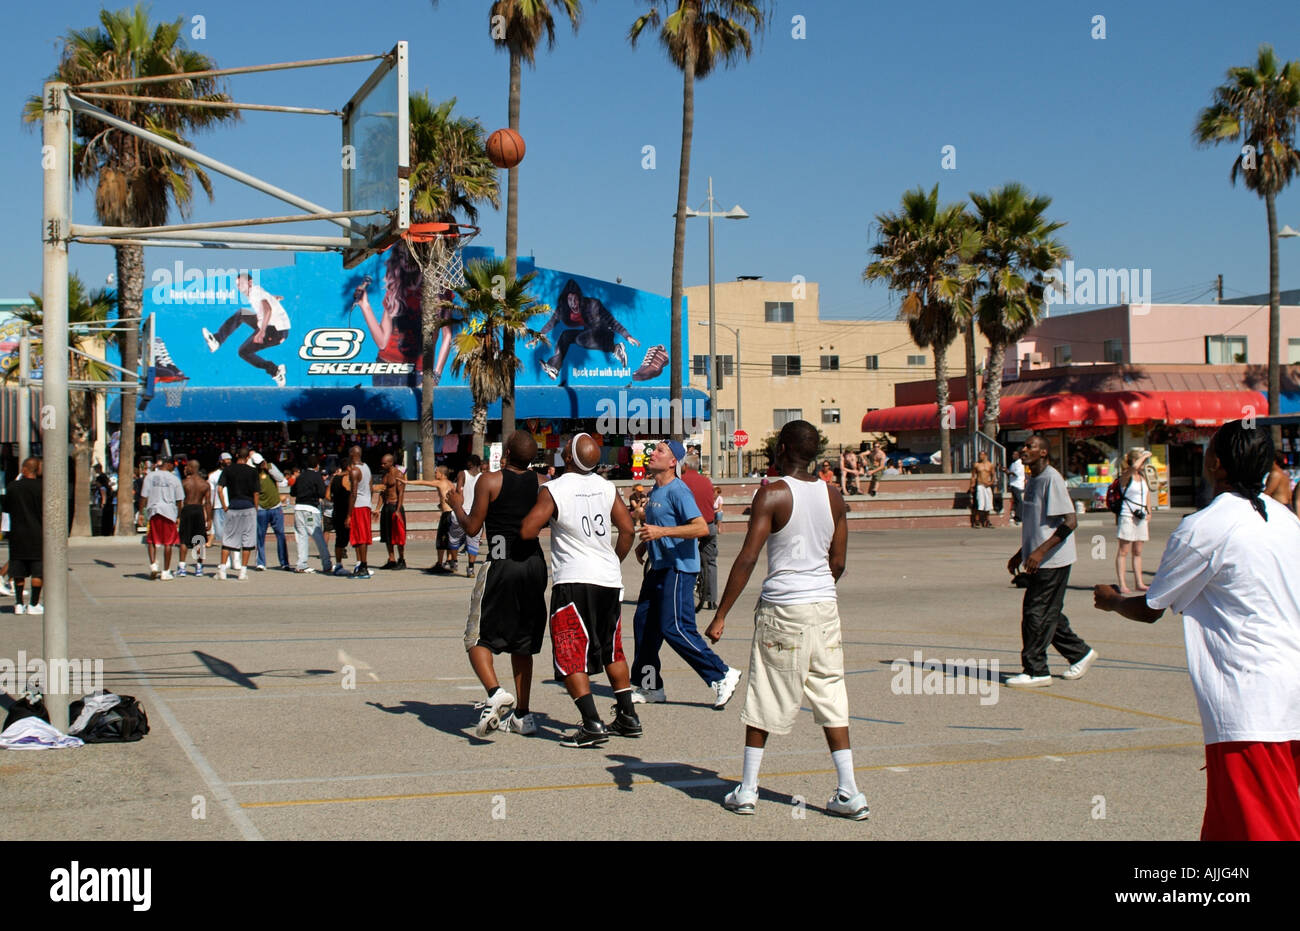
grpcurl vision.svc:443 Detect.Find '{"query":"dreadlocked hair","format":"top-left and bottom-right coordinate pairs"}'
top-left (1212, 419), bottom-right (1273, 520)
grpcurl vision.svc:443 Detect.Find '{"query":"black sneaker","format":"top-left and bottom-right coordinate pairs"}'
top-left (560, 720), bottom-right (610, 748)
top-left (378, 561), bottom-right (398, 570)
top-left (608, 708), bottom-right (643, 738)
top-left (395, 559), bottom-right (406, 571)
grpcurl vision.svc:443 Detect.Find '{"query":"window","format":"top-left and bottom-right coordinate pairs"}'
top-left (773, 408), bottom-right (803, 429)
top-left (1054, 344), bottom-right (1072, 366)
top-left (693, 354), bottom-right (735, 376)
top-left (820, 355), bottom-right (839, 371)
top-left (1104, 339), bottom-right (1123, 364)
top-left (771, 355), bottom-right (801, 376)
top-left (822, 408), bottom-right (841, 425)
top-left (717, 355), bottom-right (734, 375)
top-left (1206, 335), bottom-right (1247, 364)
top-left (865, 356), bottom-right (880, 370)
top-left (764, 301), bottom-right (794, 323)
top-left (907, 354), bottom-right (926, 366)
top-left (1289, 339), bottom-right (1300, 364)
top-left (717, 409), bottom-right (735, 435)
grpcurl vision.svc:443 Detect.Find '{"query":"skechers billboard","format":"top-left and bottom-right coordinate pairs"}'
top-left (130, 247), bottom-right (678, 390)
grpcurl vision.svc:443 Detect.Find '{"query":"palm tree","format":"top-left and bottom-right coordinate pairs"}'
top-left (431, 1), bottom-right (584, 438)
top-left (864, 185), bottom-right (975, 471)
top-left (969, 183), bottom-right (1069, 437)
top-left (8, 275), bottom-right (118, 536)
top-left (407, 92), bottom-right (500, 478)
top-left (24, 4), bottom-right (236, 535)
top-left (1195, 44), bottom-right (1300, 435)
top-left (450, 258), bottom-right (548, 458)
top-left (629, 1), bottom-right (768, 439)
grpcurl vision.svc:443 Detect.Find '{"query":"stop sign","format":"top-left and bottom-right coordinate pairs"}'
top-left (733, 429), bottom-right (749, 448)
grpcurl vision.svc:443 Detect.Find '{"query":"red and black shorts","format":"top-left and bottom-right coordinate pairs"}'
top-left (549, 582), bottom-right (626, 677)
top-left (1202, 739), bottom-right (1300, 841)
top-left (380, 502), bottom-right (406, 546)
top-left (147, 515), bottom-right (180, 546)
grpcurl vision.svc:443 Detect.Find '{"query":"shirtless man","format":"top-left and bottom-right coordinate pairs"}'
top-left (865, 442), bottom-right (887, 497)
top-left (177, 460), bottom-right (212, 577)
top-left (969, 450), bottom-right (996, 528)
top-left (410, 466), bottom-right (457, 573)
top-left (840, 449), bottom-right (862, 496)
top-left (376, 453), bottom-right (408, 570)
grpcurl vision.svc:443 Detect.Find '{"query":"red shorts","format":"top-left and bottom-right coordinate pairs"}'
top-left (147, 515), bottom-right (180, 546)
top-left (349, 507), bottom-right (373, 546)
top-left (1202, 740), bottom-right (1300, 841)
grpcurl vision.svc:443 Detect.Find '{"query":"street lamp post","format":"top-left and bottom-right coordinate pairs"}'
top-left (683, 178), bottom-right (747, 478)
top-left (701, 320), bottom-right (741, 476)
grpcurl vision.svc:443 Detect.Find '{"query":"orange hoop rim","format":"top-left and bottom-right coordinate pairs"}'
top-left (402, 221), bottom-right (479, 244)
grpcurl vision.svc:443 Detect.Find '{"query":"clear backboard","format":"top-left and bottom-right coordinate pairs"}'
top-left (342, 41), bottom-right (409, 268)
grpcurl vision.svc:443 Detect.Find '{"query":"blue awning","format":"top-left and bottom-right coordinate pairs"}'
top-left (111, 385), bottom-right (709, 424)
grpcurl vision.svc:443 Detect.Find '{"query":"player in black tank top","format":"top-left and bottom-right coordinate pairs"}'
top-left (485, 469), bottom-right (542, 561)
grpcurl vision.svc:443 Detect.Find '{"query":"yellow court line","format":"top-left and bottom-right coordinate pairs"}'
top-left (147, 678), bottom-right (439, 692)
top-left (240, 740), bottom-right (1201, 810)
top-left (1023, 690), bottom-right (1200, 726)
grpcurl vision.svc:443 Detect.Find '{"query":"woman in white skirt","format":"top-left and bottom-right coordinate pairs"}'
top-left (1114, 448), bottom-right (1152, 592)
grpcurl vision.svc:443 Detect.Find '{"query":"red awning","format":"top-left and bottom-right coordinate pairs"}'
top-left (862, 390), bottom-right (1267, 433)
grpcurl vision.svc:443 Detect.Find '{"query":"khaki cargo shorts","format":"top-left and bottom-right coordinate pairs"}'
top-left (739, 600), bottom-right (848, 736)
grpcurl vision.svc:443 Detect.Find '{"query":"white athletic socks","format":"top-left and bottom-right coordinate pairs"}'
top-left (741, 746), bottom-right (764, 793)
top-left (231, 553), bottom-right (243, 570)
top-left (832, 749), bottom-right (858, 796)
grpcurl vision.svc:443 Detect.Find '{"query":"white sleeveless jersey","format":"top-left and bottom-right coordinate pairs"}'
top-left (546, 472), bottom-right (622, 589)
top-left (353, 462), bottom-right (373, 510)
top-left (761, 476), bottom-right (838, 605)
top-left (463, 470), bottom-right (481, 510)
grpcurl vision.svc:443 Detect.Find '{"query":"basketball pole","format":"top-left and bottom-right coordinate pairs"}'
top-left (41, 81), bottom-right (71, 732)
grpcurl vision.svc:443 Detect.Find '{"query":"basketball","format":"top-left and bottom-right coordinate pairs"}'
top-left (487, 128), bottom-right (526, 169)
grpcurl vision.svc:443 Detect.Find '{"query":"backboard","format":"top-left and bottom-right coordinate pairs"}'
top-left (342, 41), bottom-right (410, 268)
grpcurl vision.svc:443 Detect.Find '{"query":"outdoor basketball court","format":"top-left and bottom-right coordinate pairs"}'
top-left (1, 513), bottom-right (1206, 841)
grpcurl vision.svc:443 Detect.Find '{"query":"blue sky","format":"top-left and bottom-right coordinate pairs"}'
top-left (3, 0), bottom-right (1299, 319)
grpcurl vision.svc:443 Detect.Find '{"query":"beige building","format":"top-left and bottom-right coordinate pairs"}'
top-left (684, 279), bottom-right (986, 473)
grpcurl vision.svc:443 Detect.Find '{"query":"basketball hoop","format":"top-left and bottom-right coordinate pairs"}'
top-left (161, 379), bottom-right (186, 408)
top-left (401, 222), bottom-right (479, 293)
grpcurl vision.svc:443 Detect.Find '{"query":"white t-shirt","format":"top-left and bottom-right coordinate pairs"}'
top-left (245, 284), bottom-right (290, 331)
top-left (208, 469), bottom-right (227, 509)
top-left (1145, 493), bottom-right (1300, 745)
top-left (546, 471), bottom-right (623, 589)
top-left (1008, 459), bottom-right (1025, 490)
top-left (140, 469), bottom-right (184, 521)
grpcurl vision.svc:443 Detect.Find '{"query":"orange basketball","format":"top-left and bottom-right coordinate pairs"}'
top-left (487, 128), bottom-right (526, 169)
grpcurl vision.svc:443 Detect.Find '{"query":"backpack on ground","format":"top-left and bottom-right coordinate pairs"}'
top-left (68, 694), bottom-right (150, 743)
top-left (3, 697), bottom-right (49, 730)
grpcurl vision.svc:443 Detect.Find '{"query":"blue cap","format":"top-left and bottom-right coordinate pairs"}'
top-left (666, 439), bottom-right (686, 462)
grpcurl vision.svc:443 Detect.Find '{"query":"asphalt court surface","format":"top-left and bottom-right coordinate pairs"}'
top-left (1, 512), bottom-right (1208, 840)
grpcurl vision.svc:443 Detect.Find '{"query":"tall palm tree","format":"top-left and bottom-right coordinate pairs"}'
top-left (8, 276), bottom-right (118, 536)
top-left (969, 183), bottom-right (1069, 437)
top-left (1195, 44), bottom-right (1300, 435)
top-left (450, 258), bottom-right (547, 458)
top-left (864, 185), bottom-right (975, 471)
top-left (431, 0), bottom-right (583, 438)
top-left (407, 92), bottom-right (501, 478)
top-left (24, 4), bottom-right (236, 535)
top-left (629, 1), bottom-right (768, 439)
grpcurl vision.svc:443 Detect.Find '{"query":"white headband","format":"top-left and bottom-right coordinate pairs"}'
top-left (570, 433), bottom-right (596, 473)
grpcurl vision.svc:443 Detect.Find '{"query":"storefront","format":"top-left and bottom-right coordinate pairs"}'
top-left (109, 248), bottom-right (706, 475)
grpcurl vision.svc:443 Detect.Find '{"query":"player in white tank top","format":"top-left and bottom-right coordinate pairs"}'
top-left (544, 471), bottom-right (624, 589)
top-left (761, 476), bottom-right (838, 604)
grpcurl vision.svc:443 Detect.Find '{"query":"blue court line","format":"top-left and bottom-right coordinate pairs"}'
top-left (1079, 727), bottom-right (1139, 732)
top-left (125, 635), bottom-right (444, 645)
top-left (947, 725), bottom-right (1024, 731)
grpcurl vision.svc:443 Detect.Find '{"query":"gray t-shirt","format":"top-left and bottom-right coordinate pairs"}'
top-left (1020, 465), bottom-right (1076, 569)
top-left (140, 469), bottom-right (184, 522)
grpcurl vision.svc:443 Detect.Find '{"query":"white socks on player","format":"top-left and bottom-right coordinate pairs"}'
top-left (231, 552), bottom-right (243, 570)
top-left (832, 749), bottom-right (858, 796)
top-left (741, 746), bottom-right (764, 793)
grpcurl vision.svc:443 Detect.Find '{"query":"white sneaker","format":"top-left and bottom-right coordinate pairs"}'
top-left (149, 564), bottom-right (161, 580)
top-left (238, 566), bottom-right (248, 581)
top-left (1005, 673), bottom-right (1051, 688)
top-left (273, 364), bottom-right (286, 387)
top-left (160, 570), bottom-right (174, 580)
top-left (217, 565), bottom-right (228, 581)
top-left (711, 667), bottom-right (742, 709)
top-left (202, 328), bottom-right (219, 352)
top-left (631, 687), bottom-right (666, 704)
top-left (0, 580), bottom-right (12, 596)
top-left (540, 362), bottom-right (559, 381)
top-left (473, 690), bottom-right (515, 737)
top-left (502, 712), bottom-right (537, 736)
top-left (723, 785), bottom-right (758, 815)
top-left (1062, 649), bottom-right (1099, 681)
top-left (26, 603), bottom-right (44, 616)
top-left (826, 790), bottom-right (870, 821)
top-left (175, 565), bottom-right (188, 577)
top-left (13, 603), bottom-right (26, 615)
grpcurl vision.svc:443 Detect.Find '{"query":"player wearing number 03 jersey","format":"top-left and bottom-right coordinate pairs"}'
top-left (448, 432), bottom-right (549, 738)
top-left (521, 433), bottom-right (642, 748)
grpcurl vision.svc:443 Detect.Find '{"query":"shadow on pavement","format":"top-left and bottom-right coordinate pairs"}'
top-left (367, 699), bottom-right (501, 746)
top-left (603, 752), bottom-right (814, 812)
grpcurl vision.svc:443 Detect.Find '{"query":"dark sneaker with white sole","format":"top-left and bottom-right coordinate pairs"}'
top-left (560, 721), bottom-right (610, 748)
top-left (608, 708), bottom-right (643, 738)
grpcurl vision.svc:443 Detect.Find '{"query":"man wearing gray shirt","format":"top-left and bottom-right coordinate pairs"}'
top-left (1005, 435), bottom-right (1097, 687)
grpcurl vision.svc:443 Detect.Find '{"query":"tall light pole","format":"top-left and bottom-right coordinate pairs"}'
top-left (700, 320), bottom-right (741, 476)
top-left (683, 177), bottom-right (747, 478)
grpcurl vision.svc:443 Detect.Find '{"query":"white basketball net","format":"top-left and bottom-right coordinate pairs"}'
top-left (162, 381), bottom-right (186, 408)
top-left (407, 230), bottom-right (477, 294)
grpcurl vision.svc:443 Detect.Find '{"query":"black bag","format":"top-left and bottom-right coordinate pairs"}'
top-left (68, 695), bottom-right (150, 743)
top-left (3, 697), bottom-right (49, 729)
